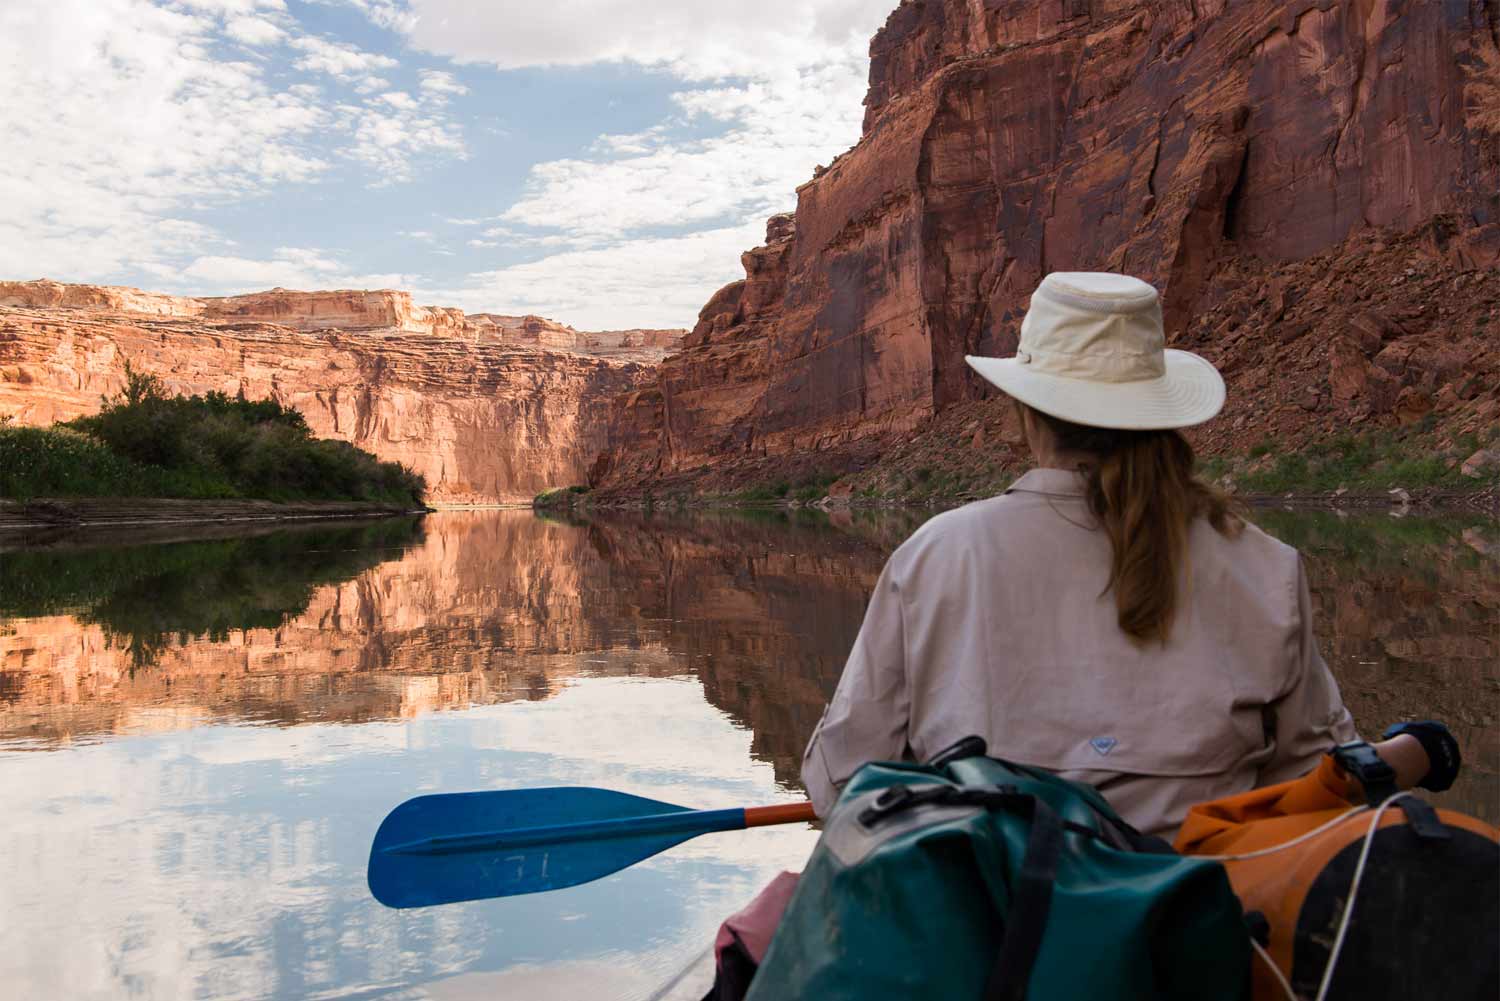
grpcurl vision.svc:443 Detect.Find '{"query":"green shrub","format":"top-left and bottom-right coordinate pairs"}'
top-left (1, 374), bottom-right (424, 505)
top-left (0, 426), bottom-right (159, 501)
top-left (534, 485), bottom-right (592, 508)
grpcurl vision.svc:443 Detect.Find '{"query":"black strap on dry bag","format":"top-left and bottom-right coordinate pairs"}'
top-left (985, 795), bottom-right (1063, 1001)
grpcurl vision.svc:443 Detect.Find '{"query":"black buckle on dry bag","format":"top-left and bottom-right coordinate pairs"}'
top-left (927, 734), bottom-right (989, 769)
top-left (857, 783), bottom-right (1022, 827)
top-left (1396, 797), bottom-right (1450, 841)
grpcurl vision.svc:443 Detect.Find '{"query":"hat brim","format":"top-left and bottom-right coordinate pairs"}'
top-left (964, 349), bottom-right (1226, 431)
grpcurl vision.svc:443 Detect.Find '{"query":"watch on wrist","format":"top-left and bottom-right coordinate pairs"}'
top-left (1331, 740), bottom-right (1399, 807)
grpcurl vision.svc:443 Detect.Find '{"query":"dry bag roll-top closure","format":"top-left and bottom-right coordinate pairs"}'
top-left (745, 736), bottom-right (1252, 1001)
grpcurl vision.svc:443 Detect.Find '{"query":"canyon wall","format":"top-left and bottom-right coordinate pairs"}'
top-left (594, 0), bottom-right (1500, 493)
top-left (0, 281), bottom-right (684, 503)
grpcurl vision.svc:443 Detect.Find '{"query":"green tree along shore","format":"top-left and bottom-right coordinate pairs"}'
top-left (0, 518), bottom-right (425, 668)
top-left (0, 367), bottom-right (425, 506)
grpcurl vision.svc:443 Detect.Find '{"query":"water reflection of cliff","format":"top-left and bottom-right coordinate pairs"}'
top-left (2, 508), bottom-right (1494, 823)
top-left (1, 518), bottom-right (427, 669)
top-left (1251, 511), bottom-right (1499, 824)
top-left (597, 508), bottom-right (1499, 824)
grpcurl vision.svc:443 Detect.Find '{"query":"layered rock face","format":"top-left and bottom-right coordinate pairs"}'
top-left (467, 313), bottom-right (687, 353)
top-left (198, 287), bottom-right (468, 335)
top-left (0, 282), bottom-right (684, 503)
top-left (0, 279), bottom-right (205, 319)
top-left (594, 0), bottom-right (1500, 493)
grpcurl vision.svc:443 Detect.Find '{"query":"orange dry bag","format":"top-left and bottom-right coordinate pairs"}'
top-left (1176, 743), bottom-right (1498, 1001)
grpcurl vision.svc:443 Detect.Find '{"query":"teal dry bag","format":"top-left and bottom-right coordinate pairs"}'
top-left (746, 737), bottom-right (1250, 1001)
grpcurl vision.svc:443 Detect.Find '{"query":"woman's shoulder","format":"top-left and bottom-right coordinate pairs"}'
top-left (889, 492), bottom-right (1050, 566)
top-left (1191, 514), bottom-right (1308, 598)
top-left (1200, 515), bottom-right (1300, 561)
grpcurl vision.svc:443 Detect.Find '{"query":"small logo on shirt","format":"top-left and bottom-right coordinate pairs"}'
top-left (1089, 737), bottom-right (1118, 756)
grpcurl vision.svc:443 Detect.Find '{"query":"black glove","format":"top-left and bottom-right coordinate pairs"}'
top-left (1381, 720), bottom-right (1462, 792)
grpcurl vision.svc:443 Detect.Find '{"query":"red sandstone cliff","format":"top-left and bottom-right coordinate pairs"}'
top-left (0, 281), bottom-right (684, 503)
top-left (593, 0), bottom-right (1500, 494)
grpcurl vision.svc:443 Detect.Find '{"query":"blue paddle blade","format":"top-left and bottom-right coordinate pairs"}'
top-left (367, 787), bottom-right (744, 909)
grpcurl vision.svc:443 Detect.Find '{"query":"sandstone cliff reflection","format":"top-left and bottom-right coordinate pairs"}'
top-left (0, 509), bottom-right (914, 753)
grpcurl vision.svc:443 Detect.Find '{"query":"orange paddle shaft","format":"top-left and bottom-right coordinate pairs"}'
top-left (744, 802), bottom-right (817, 828)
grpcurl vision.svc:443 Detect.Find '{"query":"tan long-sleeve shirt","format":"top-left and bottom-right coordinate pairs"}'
top-left (802, 468), bottom-right (1357, 838)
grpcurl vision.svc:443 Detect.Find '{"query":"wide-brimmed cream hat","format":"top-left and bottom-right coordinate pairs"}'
top-left (965, 272), bottom-right (1225, 430)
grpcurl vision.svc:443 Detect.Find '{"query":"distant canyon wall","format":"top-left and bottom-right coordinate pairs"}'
top-left (593, 0), bottom-right (1500, 492)
top-left (0, 281), bottom-right (684, 503)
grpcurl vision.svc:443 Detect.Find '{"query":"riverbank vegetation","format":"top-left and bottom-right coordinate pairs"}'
top-left (0, 367), bottom-right (426, 506)
top-left (533, 484), bottom-right (591, 508)
top-left (1200, 422), bottom-right (1497, 498)
top-left (0, 518), bottom-right (424, 668)
top-left (573, 418), bottom-right (1495, 512)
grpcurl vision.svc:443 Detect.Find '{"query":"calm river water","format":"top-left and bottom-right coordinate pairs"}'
top-left (1, 508), bottom-right (1496, 1000)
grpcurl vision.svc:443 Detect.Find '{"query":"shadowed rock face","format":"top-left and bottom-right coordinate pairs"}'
top-left (0, 282), bottom-right (685, 503)
top-left (594, 0), bottom-right (1499, 493)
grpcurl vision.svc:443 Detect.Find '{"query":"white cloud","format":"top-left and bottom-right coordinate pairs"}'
top-left (380, 0), bottom-right (885, 79)
top-left (500, 59), bottom-right (868, 241)
top-left (168, 246), bottom-right (421, 294)
top-left (181, 246), bottom-right (341, 286)
top-left (417, 69), bottom-right (467, 100)
top-left (0, 0), bottom-right (468, 283)
top-left (289, 34), bottom-right (397, 90)
top-left (379, 89), bottom-right (418, 110)
top-left (435, 221), bottom-right (765, 330)
top-left (335, 100), bottom-right (466, 185)
top-left (348, 0), bottom-right (886, 325)
top-left (5, 0), bottom-right (881, 332)
top-left (177, 0), bottom-right (285, 14)
top-left (224, 15), bottom-right (285, 45)
top-left (0, 0), bottom-right (332, 280)
top-left (381, 1), bottom-right (883, 240)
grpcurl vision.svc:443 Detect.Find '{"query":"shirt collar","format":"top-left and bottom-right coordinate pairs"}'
top-left (1004, 467), bottom-right (1088, 497)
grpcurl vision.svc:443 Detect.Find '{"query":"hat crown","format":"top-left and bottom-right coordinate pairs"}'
top-left (1018, 272), bottom-right (1165, 383)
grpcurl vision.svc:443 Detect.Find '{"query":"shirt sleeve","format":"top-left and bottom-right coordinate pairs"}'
top-left (1259, 556), bottom-right (1358, 786)
top-left (801, 556), bottom-right (911, 817)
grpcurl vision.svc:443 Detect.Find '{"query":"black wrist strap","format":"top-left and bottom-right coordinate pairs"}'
top-left (1381, 720), bottom-right (1462, 792)
top-left (1331, 741), bottom-right (1398, 808)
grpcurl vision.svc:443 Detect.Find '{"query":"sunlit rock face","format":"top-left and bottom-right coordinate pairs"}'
top-left (593, 0), bottom-right (1499, 492)
top-left (199, 288), bottom-right (469, 335)
top-left (0, 279), bottom-right (206, 318)
top-left (0, 282), bottom-right (684, 502)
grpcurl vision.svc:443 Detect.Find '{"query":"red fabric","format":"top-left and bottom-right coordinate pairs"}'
top-left (713, 871), bottom-right (801, 965)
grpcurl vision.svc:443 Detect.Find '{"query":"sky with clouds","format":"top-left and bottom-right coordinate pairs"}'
top-left (0, 0), bottom-right (894, 328)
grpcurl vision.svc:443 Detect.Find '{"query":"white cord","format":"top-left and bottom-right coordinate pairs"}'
top-left (1192, 793), bottom-right (1410, 1000)
top-left (1251, 937), bottom-right (1299, 1001)
top-left (1193, 804), bottom-right (1369, 862)
top-left (1312, 792), bottom-right (1408, 1001)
